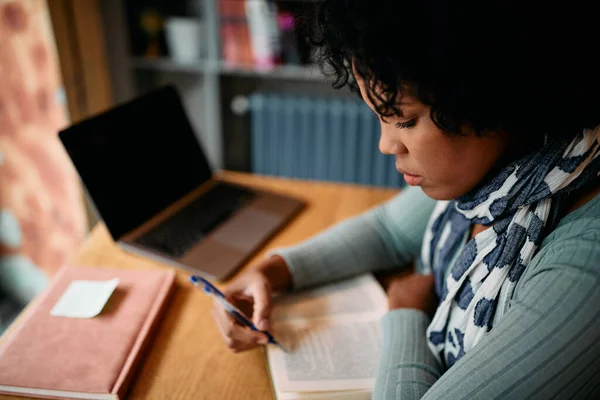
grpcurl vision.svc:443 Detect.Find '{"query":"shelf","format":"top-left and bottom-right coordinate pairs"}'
top-left (130, 57), bottom-right (209, 73)
top-left (219, 63), bottom-right (324, 81)
top-left (130, 57), bottom-right (326, 82)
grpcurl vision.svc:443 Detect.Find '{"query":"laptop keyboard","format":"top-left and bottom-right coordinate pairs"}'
top-left (133, 183), bottom-right (256, 258)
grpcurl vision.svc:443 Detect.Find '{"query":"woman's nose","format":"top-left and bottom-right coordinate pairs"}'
top-left (379, 129), bottom-right (407, 155)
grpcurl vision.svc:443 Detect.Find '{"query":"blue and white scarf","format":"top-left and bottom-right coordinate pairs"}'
top-left (420, 126), bottom-right (600, 369)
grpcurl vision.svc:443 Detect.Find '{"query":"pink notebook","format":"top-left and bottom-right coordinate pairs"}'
top-left (0, 266), bottom-right (176, 399)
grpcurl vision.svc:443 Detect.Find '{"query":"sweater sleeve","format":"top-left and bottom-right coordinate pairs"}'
top-left (372, 220), bottom-right (600, 400)
top-left (271, 186), bottom-right (436, 290)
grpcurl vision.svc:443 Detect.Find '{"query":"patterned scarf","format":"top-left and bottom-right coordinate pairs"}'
top-left (420, 126), bottom-right (600, 369)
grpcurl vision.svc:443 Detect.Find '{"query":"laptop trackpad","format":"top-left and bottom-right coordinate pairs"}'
top-left (211, 208), bottom-right (282, 252)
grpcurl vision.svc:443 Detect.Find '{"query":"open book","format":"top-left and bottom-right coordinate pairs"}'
top-left (266, 274), bottom-right (388, 400)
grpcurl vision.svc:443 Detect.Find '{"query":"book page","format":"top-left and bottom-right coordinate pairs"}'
top-left (277, 389), bottom-right (371, 400)
top-left (268, 314), bottom-right (382, 392)
top-left (271, 274), bottom-right (387, 322)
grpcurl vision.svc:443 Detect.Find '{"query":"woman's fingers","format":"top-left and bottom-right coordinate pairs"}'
top-left (246, 280), bottom-right (272, 331)
top-left (212, 268), bottom-right (277, 353)
top-left (211, 302), bottom-right (269, 352)
top-left (223, 273), bottom-right (273, 332)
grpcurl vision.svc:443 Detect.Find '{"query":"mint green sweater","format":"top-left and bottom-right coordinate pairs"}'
top-left (274, 186), bottom-right (600, 399)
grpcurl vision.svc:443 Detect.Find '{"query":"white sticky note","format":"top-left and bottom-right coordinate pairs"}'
top-left (50, 278), bottom-right (120, 318)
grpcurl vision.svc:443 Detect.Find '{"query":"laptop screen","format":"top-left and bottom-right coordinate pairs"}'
top-left (59, 85), bottom-right (213, 240)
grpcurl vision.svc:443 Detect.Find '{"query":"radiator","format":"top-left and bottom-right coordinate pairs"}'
top-left (248, 93), bottom-right (405, 188)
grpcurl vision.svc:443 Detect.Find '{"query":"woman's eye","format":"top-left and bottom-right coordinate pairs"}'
top-left (395, 119), bottom-right (417, 129)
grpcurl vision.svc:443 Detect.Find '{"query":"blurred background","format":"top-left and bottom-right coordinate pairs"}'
top-left (54, 0), bottom-right (404, 220)
top-left (71, 0), bottom-right (400, 188)
top-left (0, 0), bottom-right (402, 332)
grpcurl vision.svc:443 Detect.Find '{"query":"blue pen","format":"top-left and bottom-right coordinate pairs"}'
top-left (189, 275), bottom-right (287, 352)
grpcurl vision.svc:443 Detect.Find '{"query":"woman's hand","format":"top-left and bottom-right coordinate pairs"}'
top-left (211, 255), bottom-right (291, 353)
top-left (385, 270), bottom-right (437, 316)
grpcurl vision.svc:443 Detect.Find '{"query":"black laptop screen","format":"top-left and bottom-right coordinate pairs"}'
top-left (59, 85), bottom-right (213, 240)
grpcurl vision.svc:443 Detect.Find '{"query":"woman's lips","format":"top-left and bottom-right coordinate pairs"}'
top-left (403, 174), bottom-right (424, 186)
top-left (396, 166), bottom-right (424, 186)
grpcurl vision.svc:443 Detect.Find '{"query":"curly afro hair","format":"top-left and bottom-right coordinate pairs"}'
top-left (297, 1), bottom-right (600, 142)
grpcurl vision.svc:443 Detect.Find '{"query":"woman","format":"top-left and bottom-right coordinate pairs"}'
top-left (212, 1), bottom-right (600, 398)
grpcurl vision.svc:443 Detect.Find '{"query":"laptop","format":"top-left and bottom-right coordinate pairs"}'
top-left (59, 85), bottom-right (304, 281)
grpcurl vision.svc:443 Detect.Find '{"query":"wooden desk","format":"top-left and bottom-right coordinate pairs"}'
top-left (1, 172), bottom-right (398, 400)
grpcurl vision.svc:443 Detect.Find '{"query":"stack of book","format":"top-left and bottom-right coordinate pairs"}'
top-left (220, 0), bottom-right (309, 68)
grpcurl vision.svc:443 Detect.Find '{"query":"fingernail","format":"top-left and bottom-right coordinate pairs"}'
top-left (259, 336), bottom-right (269, 345)
top-left (258, 319), bottom-right (270, 331)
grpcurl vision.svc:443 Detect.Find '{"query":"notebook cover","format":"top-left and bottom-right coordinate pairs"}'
top-left (0, 266), bottom-right (175, 399)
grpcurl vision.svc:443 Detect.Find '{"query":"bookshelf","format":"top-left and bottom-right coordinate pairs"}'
top-left (130, 57), bottom-right (324, 81)
top-left (99, 0), bottom-right (340, 172)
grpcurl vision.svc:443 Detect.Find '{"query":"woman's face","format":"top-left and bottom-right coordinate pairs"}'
top-left (356, 76), bottom-right (509, 200)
